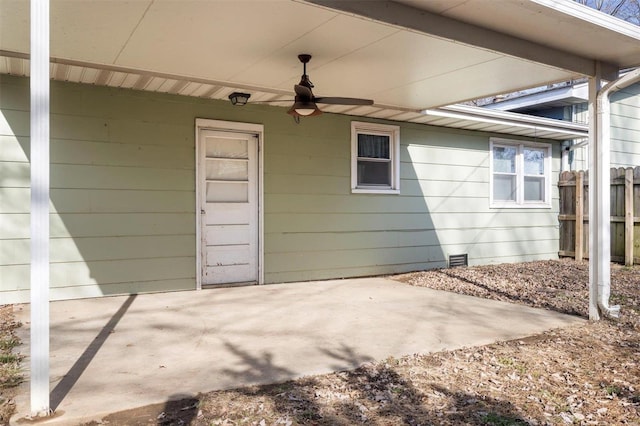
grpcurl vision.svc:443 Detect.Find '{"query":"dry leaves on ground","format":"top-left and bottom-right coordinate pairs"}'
top-left (84, 259), bottom-right (640, 426)
top-left (0, 305), bottom-right (23, 426)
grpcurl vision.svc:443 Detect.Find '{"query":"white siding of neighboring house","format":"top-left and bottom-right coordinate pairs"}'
top-left (610, 82), bottom-right (640, 168)
top-left (570, 82), bottom-right (640, 171)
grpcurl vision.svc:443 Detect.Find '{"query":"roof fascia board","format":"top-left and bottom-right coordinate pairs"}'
top-left (426, 104), bottom-right (588, 138)
top-left (443, 104), bottom-right (587, 131)
top-left (531, 0), bottom-right (640, 39)
top-left (305, 0), bottom-right (611, 77)
top-left (484, 85), bottom-right (588, 111)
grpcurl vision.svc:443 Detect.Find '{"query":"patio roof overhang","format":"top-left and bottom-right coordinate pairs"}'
top-left (1, 0), bottom-right (640, 113)
top-left (0, 50), bottom-right (589, 140)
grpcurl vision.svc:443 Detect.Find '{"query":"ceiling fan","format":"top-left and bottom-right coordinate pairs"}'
top-left (229, 54), bottom-right (374, 120)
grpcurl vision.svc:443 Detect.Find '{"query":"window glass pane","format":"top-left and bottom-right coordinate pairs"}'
top-left (358, 160), bottom-right (390, 185)
top-left (206, 159), bottom-right (248, 181)
top-left (358, 134), bottom-right (390, 159)
top-left (524, 148), bottom-right (545, 175)
top-left (206, 138), bottom-right (248, 159)
top-left (524, 176), bottom-right (545, 201)
top-left (493, 175), bottom-right (516, 201)
top-left (493, 146), bottom-right (516, 173)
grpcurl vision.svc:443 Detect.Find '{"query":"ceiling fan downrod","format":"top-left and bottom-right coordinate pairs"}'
top-left (298, 54), bottom-right (313, 88)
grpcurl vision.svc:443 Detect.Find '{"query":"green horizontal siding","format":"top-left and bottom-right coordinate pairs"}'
top-left (0, 188), bottom-right (194, 214)
top-left (266, 153), bottom-right (349, 177)
top-left (468, 252), bottom-right (559, 266)
top-left (1, 75), bottom-right (200, 302)
top-left (265, 227), bottom-right (557, 253)
top-left (265, 262), bottom-right (446, 284)
top-left (0, 213), bottom-right (194, 240)
top-left (1, 74), bottom-right (563, 302)
top-left (266, 211), bottom-right (559, 233)
top-left (263, 116), bottom-right (560, 283)
top-left (0, 136), bottom-right (194, 168)
top-left (401, 162), bottom-right (488, 181)
top-left (3, 235), bottom-right (195, 265)
top-left (2, 257), bottom-right (195, 291)
top-left (402, 144), bottom-right (488, 166)
top-left (4, 163), bottom-right (194, 190)
top-left (265, 239), bottom-right (557, 275)
top-left (265, 194), bottom-right (559, 214)
top-left (0, 135), bottom-right (29, 162)
top-left (3, 280), bottom-right (196, 304)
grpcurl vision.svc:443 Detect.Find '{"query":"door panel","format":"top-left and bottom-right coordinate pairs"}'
top-left (206, 245), bottom-right (251, 266)
top-left (206, 264), bottom-right (255, 284)
top-left (205, 225), bottom-right (251, 246)
top-left (206, 181), bottom-right (248, 202)
top-left (205, 203), bottom-right (251, 225)
top-left (200, 130), bottom-right (258, 285)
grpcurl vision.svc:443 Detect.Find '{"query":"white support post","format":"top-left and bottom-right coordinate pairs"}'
top-left (587, 67), bottom-right (640, 320)
top-left (30, 0), bottom-right (51, 416)
top-left (588, 71), bottom-right (603, 321)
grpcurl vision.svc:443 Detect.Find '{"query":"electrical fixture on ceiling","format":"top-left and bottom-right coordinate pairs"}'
top-left (228, 92), bottom-right (251, 106)
top-left (229, 54), bottom-right (374, 122)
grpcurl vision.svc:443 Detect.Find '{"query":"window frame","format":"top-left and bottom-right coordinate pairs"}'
top-left (489, 138), bottom-right (552, 209)
top-left (351, 121), bottom-right (400, 194)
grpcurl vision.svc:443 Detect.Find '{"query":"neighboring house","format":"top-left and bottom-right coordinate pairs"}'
top-left (484, 77), bottom-right (640, 170)
top-left (1, 0), bottom-right (639, 304)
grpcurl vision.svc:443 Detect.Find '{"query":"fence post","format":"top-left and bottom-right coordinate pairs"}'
top-left (625, 168), bottom-right (634, 266)
top-left (576, 171), bottom-right (584, 262)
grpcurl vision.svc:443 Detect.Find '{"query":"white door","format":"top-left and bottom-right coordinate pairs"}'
top-left (199, 129), bottom-right (259, 286)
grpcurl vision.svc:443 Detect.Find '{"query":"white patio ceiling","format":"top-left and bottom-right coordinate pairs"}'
top-left (1, 0), bottom-right (639, 131)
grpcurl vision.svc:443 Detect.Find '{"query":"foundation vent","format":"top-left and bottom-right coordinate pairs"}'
top-left (449, 254), bottom-right (468, 268)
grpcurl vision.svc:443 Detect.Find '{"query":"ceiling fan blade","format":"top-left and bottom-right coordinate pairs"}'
top-left (314, 97), bottom-right (374, 106)
top-left (249, 99), bottom-right (295, 104)
top-left (294, 84), bottom-right (313, 98)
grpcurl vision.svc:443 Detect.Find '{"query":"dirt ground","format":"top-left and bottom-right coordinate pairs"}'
top-left (0, 305), bottom-right (22, 425)
top-left (4, 259), bottom-right (640, 425)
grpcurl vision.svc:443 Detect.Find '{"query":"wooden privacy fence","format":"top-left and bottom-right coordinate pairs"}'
top-left (558, 167), bottom-right (640, 265)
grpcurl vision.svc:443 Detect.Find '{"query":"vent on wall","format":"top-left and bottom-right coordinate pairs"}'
top-left (449, 254), bottom-right (468, 268)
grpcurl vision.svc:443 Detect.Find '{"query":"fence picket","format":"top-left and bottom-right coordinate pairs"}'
top-left (558, 166), bottom-right (639, 264)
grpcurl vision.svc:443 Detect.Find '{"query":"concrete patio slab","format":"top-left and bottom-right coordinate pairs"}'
top-left (10, 277), bottom-right (584, 425)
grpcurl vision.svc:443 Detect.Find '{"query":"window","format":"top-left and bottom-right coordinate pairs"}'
top-left (351, 122), bottom-right (400, 194)
top-left (490, 138), bottom-right (551, 208)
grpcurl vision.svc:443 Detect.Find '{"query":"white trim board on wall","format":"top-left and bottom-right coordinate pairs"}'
top-left (195, 118), bottom-right (265, 290)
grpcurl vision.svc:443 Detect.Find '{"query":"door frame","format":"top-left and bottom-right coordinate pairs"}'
top-left (195, 118), bottom-right (264, 290)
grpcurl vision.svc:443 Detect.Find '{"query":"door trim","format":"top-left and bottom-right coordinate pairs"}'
top-left (195, 118), bottom-right (264, 290)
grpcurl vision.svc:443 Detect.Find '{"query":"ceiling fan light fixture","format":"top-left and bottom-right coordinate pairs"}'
top-left (253, 54), bottom-right (373, 120)
top-left (288, 100), bottom-right (321, 117)
top-left (228, 92), bottom-right (251, 106)
top-left (296, 108), bottom-right (317, 116)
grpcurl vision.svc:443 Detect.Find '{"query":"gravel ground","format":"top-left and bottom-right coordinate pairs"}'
top-left (80, 259), bottom-right (640, 426)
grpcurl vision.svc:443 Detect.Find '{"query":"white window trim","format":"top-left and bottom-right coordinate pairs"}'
top-left (489, 137), bottom-right (552, 209)
top-left (351, 121), bottom-right (400, 194)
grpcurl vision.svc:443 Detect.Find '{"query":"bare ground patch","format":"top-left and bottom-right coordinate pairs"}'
top-left (0, 305), bottom-right (23, 426)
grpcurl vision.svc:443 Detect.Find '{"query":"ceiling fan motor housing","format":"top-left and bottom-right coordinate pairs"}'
top-left (288, 53), bottom-right (375, 118)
